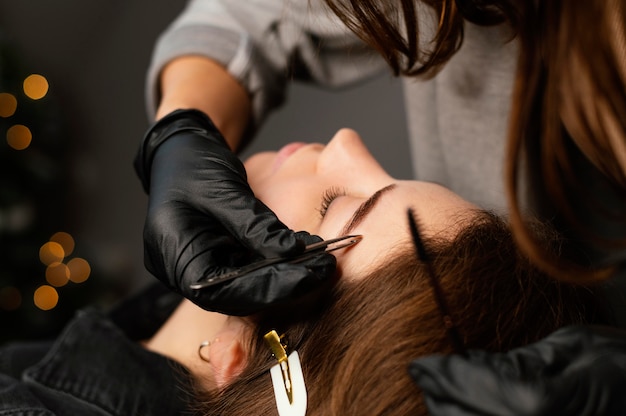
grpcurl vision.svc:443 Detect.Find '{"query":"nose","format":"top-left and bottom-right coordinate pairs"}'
top-left (318, 129), bottom-right (389, 178)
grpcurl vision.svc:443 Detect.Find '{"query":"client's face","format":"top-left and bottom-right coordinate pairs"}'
top-left (244, 129), bottom-right (478, 279)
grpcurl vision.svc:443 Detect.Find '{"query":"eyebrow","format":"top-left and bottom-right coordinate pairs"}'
top-left (340, 184), bottom-right (397, 235)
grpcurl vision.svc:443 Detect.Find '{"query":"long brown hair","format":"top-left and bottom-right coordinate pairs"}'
top-left (322, 0), bottom-right (626, 282)
top-left (321, 0), bottom-right (518, 78)
top-left (506, 0), bottom-right (626, 281)
top-left (192, 211), bottom-right (605, 415)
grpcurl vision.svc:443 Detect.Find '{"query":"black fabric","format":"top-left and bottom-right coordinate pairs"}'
top-left (410, 325), bottom-right (626, 416)
top-left (0, 284), bottom-right (192, 415)
top-left (108, 280), bottom-right (182, 341)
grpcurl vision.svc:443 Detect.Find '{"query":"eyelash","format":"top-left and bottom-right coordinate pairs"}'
top-left (319, 187), bottom-right (347, 218)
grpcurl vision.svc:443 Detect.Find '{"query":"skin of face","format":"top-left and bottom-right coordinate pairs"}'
top-left (244, 128), bottom-right (479, 280)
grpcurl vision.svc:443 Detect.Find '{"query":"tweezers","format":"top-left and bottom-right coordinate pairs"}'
top-left (189, 234), bottom-right (363, 290)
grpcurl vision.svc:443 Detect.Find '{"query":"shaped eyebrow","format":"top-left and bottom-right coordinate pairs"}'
top-left (340, 184), bottom-right (397, 235)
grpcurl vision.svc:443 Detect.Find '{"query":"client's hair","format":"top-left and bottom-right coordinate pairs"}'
top-left (193, 211), bottom-right (605, 415)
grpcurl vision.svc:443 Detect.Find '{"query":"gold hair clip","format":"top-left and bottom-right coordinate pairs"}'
top-left (264, 330), bottom-right (307, 416)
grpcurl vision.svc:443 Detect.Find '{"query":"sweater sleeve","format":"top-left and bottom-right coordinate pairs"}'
top-left (145, 0), bottom-right (386, 130)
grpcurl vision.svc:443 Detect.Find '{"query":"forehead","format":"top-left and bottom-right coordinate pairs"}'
top-left (333, 181), bottom-right (478, 280)
top-left (367, 181), bottom-right (478, 235)
top-left (326, 181), bottom-right (478, 246)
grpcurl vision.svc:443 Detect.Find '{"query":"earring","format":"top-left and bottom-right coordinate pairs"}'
top-left (198, 340), bottom-right (213, 363)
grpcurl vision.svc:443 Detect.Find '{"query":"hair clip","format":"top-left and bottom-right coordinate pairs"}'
top-left (264, 330), bottom-right (307, 416)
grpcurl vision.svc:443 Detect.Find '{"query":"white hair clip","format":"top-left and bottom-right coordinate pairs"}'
top-left (264, 330), bottom-right (307, 416)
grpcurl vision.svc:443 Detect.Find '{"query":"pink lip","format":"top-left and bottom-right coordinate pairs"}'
top-left (272, 142), bottom-right (306, 172)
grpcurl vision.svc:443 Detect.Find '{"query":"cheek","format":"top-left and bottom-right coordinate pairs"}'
top-left (253, 180), bottom-right (324, 233)
top-left (244, 152), bottom-right (276, 191)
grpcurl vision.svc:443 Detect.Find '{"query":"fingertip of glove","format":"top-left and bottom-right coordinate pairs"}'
top-left (263, 230), bottom-right (319, 257)
top-left (293, 231), bottom-right (323, 245)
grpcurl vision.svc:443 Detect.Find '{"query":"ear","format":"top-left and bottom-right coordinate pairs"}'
top-left (208, 327), bottom-right (248, 388)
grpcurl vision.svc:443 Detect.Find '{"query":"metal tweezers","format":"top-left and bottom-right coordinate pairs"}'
top-left (189, 234), bottom-right (363, 290)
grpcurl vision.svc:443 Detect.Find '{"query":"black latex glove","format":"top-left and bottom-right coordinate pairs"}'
top-left (409, 325), bottom-right (626, 415)
top-left (134, 109), bottom-right (336, 316)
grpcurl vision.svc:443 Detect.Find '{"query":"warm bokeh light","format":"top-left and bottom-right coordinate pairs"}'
top-left (39, 241), bottom-right (65, 265)
top-left (33, 285), bottom-right (59, 310)
top-left (50, 232), bottom-right (75, 257)
top-left (23, 74), bottom-right (49, 100)
top-left (6, 124), bottom-right (32, 150)
top-left (67, 257), bottom-right (91, 283)
top-left (0, 92), bottom-right (17, 117)
top-left (46, 262), bottom-right (70, 287)
top-left (0, 286), bottom-right (22, 311)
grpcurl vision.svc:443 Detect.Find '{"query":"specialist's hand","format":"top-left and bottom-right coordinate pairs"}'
top-left (409, 325), bottom-right (626, 415)
top-left (134, 109), bottom-right (336, 316)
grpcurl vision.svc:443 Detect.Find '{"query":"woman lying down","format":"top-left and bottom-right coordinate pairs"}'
top-left (0, 129), bottom-right (606, 415)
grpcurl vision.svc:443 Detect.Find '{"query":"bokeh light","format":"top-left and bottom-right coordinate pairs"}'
top-left (46, 262), bottom-right (70, 287)
top-left (67, 257), bottom-right (91, 283)
top-left (0, 93), bottom-right (17, 117)
top-left (39, 241), bottom-right (65, 265)
top-left (0, 286), bottom-right (22, 311)
top-left (23, 74), bottom-right (49, 100)
top-left (33, 285), bottom-right (58, 310)
top-left (50, 232), bottom-right (75, 257)
top-left (6, 124), bottom-right (32, 150)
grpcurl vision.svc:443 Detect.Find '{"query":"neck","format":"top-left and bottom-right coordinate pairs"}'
top-left (143, 300), bottom-right (228, 380)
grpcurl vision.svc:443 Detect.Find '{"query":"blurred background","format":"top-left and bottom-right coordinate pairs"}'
top-left (0, 1), bottom-right (410, 342)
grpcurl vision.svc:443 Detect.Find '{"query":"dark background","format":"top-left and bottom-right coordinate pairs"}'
top-left (0, 1), bottom-right (411, 340)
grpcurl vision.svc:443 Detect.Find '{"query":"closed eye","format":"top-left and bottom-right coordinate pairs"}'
top-left (318, 186), bottom-right (347, 218)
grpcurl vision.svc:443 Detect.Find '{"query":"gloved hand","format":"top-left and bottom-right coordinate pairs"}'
top-left (409, 325), bottom-right (626, 416)
top-left (134, 109), bottom-right (336, 316)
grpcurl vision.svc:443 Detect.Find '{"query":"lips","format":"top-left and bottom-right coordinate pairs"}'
top-left (272, 142), bottom-right (306, 172)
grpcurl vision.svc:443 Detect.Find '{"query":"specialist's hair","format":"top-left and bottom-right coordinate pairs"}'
top-left (321, 0), bottom-right (517, 78)
top-left (192, 211), bottom-right (605, 415)
top-left (322, 0), bottom-right (626, 282)
top-left (505, 0), bottom-right (626, 281)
